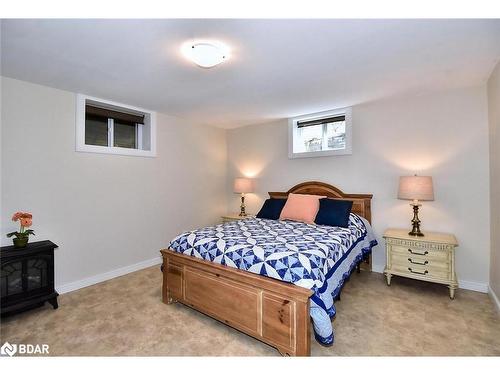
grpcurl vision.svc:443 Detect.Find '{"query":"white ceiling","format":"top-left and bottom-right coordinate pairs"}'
top-left (2, 19), bottom-right (500, 129)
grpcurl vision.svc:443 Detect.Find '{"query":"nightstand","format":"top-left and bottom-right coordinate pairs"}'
top-left (383, 229), bottom-right (458, 299)
top-left (221, 213), bottom-right (255, 223)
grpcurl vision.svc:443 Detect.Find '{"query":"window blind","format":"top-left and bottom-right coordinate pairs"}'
top-left (86, 105), bottom-right (145, 124)
top-left (297, 115), bottom-right (345, 128)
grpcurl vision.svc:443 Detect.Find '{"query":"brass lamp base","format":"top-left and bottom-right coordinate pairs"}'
top-left (408, 203), bottom-right (424, 236)
top-left (239, 194), bottom-right (247, 217)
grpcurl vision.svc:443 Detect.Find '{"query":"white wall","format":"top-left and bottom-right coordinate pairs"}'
top-left (227, 86), bottom-right (491, 290)
top-left (1, 77), bottom-right (493, 294)
top-left (488, 62), bottom-right (500, 302)
top-left (1, 77), bottom-right (227, 290)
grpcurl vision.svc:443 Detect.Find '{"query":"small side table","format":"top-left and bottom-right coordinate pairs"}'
top-left (221, 213), bottom-right (255, 223)
top-left (383, 229), bottom-right (458, 299)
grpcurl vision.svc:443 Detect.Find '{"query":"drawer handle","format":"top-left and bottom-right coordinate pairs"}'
top-left (408, 249), bottom-right (428, 256)
top-left (408, 267), bottom-right (428, 275)
top-left (408, 258), bottom-right (428, 266)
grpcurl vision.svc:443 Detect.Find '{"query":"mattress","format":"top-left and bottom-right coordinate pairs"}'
top-left (169, 213), bottom-right (378, 345)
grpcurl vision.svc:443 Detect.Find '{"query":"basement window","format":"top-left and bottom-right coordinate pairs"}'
top-left (288, 108), bottom-right (352, 158)
top-left (76, 94), bottom-right (156, 157)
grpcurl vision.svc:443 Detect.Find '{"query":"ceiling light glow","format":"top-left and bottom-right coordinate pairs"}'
top-left (181, 41), bottom-right (230, 68)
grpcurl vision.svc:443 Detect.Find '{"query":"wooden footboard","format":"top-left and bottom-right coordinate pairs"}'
top-left (161, 249), bottom-right (313, 356)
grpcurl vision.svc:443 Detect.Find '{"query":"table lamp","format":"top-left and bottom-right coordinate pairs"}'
top-left (398, 175), bottom-right (434, 236)
top-left (233, 178), bottom-right (254, 216)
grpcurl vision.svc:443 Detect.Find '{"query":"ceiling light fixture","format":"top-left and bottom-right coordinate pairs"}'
top-left (181, 41), bottom-right (230, 68)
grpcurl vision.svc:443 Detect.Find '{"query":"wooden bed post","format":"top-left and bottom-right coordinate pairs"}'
top-left (293, 297), bottom-right (311, 356)
top-left (162, 255), bottom-right (171, 304)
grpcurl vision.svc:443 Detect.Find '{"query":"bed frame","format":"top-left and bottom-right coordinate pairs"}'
top-left (160, 181), bottom-right (373, 356)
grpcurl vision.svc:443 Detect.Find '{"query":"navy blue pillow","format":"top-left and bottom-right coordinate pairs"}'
top-left (315, 198), bottom-right (353, 228)
top-left (256, 198), bottom-right (287, 220)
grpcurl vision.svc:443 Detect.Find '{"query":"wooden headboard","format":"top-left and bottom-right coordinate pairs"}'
top-left (269, 181), bottom-right (373, 223)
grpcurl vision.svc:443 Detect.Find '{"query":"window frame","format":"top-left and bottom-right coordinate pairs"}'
top-left (76, 94), bottom-right (156, 157)
top-left (288, 107), bottom-right (352, 159)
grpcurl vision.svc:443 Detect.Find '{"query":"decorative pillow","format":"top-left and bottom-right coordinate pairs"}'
top-left (315, 198), bottom-right (353, 228)
top-left (279, 193), bottom-right (325, 224)
top-left (256, 198), bottom-right (287, 220)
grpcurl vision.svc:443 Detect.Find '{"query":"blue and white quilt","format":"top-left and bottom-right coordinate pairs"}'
top-left (169, 213), bottom-right (377, 345)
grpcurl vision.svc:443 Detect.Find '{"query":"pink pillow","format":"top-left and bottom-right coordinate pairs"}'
top-left (279, 193), bottom-right (326, 224)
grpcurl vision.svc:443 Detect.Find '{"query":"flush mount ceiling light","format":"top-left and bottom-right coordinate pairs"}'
top-left (181, 41), bottom-right (230, 68)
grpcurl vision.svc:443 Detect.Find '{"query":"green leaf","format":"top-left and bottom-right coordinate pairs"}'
top-left (6, 232), bottom-right (17, 238)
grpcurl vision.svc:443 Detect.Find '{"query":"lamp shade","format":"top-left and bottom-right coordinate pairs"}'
top-left (398, 176), bottom-right (434, 201)
top-left (233, 178), bottom-right (254, 194)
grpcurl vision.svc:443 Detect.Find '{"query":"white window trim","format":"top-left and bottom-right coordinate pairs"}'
top-left (288, 107), bottom-right (352, 159)
top-left (75, 94), bottom-right (157, 157)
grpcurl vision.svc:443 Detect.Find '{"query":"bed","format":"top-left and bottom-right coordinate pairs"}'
top-left (160, 181), bottom-right (377, 356)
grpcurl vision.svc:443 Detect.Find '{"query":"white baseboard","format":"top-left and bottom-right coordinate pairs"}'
top-left (489, 286), bottom-right (500, 312)
top-left (56, 256), bottom-right (162, 294)
top-left (371, 263), bottom-right (385, 273)
top-left (370, 263), bottom-right (488, 293)
top-left (458, 280), bottom-right (489, 293)
top-left (55, 256), bottom-right (492, 297)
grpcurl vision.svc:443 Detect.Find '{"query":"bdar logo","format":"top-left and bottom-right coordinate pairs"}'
top-left (1, 342), bottom-right (17, 357)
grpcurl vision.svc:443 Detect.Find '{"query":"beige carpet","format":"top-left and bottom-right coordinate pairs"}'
top-left (1, 265), bottom-right (499, 356)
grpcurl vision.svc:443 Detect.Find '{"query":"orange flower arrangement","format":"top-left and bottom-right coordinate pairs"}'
top-left (7, 211), bottom-right (35, 247)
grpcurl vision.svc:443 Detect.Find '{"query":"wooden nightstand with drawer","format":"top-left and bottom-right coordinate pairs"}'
top-left (383, 229), bottom-right (458, 299)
